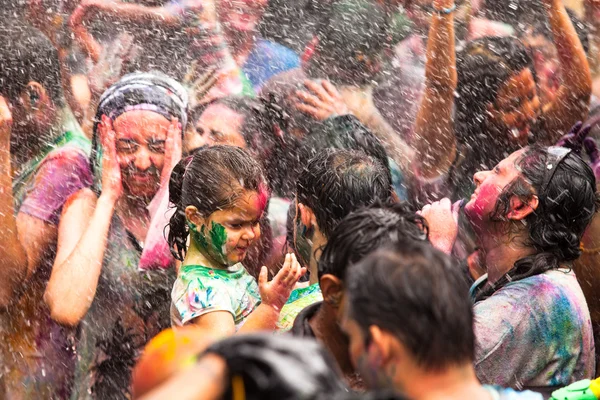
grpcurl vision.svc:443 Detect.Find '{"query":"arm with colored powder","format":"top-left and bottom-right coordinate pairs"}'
top-left (188, 254), bottom-right (306, 335)
top-left (44, 116), bottom-right (122, 326)
top-left (540, 0), bottom-right (592, 142)
top-left (412, 0), bottom-right (457, 180)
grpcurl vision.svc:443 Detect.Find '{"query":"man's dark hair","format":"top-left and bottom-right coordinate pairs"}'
top-left (318, 202), bottom-right (428, 281)
top-left (346, 241), bottom-right (475, 371)
top-left (297, 149), bottom-right (394, 239)
top-left (0, 21), bottom-right (63, 106)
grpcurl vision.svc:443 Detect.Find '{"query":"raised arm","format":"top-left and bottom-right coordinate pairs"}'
top-left (540, 0), bottom-right (592, 141)
top-left (413, 0), bottom-right (457, 179)
top-left (44, 117), bottom-right (122, 326)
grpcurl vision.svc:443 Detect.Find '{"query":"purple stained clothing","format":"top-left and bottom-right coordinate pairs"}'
top-left (0, 145), bottom-right (92, 399)
top-left (19, 145), bottom-right (93, 225)
top-left (474, 269), bottom-right (595, 389)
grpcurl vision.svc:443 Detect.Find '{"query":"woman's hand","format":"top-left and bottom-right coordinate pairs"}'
top-left (295, 80), bottom-right (349, 121)
top-left (160, 117), bottom-right (183, 187)
top-left (99, 115), bottom-right (123, 202)
top-left (0, 97), bottom-right (13, 146)
top-left (418, 198), bottom-right (460, 255)
top-left (258, 253), bottom-right (306, 311)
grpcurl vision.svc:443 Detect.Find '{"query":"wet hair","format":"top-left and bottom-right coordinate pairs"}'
top-left (296, 149), bottom-right (394, 239)
top-left (168, 145), bottom-right (269, 261)
top-left (452, 36), bottom-right (536, 196)
top-left (204, 333), bottom-right (348, 400)
top-left (477, 145), bottom-right (599, 298)
top-left (0, 21), bottom-right (63, 106)
top-left (318, 202), bottom-right (428, 281)
top-left (307, 0), bottom-right (389, 86)
top-left (346, 241), bottom-right (475, 371)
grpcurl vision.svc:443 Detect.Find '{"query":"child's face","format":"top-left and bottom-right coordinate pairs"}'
top-left (200, 189), bottom-right (267, 266)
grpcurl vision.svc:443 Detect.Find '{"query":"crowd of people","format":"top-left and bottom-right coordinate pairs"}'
top-left (1, 0), bottom-right (600, 398)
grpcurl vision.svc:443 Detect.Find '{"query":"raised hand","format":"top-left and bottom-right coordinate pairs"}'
top-left (99, 115), bottom-right (123, 201)
top-left (584, 137), bottom-right (600, 180)
top-left (160, 117), bottom-right (183, 187)
top-left (417, 198), bottom-right (460, 255)
top-left (258, 253), bottom-right (306, 311)
top-left (0, 97), bottom-right (13, 145)
top-left (556, 121), bottom-right (592, 154)
top-left (295, 79), bottom-right (350, 121)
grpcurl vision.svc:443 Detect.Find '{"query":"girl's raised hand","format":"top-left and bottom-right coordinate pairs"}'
top-left (99, 115), bottom-right (123, 201)
top-left (258, 253), bottom-right (306, 311)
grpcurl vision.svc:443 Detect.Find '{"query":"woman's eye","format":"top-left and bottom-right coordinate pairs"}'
top-left (116, 141), bottom-right (137, 154)
top-left (148, 140), bottom-right (166, 153)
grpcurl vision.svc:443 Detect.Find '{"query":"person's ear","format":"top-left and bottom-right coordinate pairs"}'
top-left (506, 194), bottom-right (539, 220)
top-left (22, 81), bottom-right (48, 112)
top-left (185, 206), bottom-right (206, 228)
top-left (320, 274), bottom-right (343, 309)
top-left (298, 203), bottom-right (317, 230)
top-left (368, 325), bottom-right (394, 366)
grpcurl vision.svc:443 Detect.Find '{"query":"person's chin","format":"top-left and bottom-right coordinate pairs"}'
top-left (124, 182), bottom-right (159, 200)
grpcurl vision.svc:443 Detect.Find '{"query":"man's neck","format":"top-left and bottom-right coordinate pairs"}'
top-left (401, 363), bottom-right (492, 400)
top-left (480, 232), bottom-right (536, 285)
top-left (308, 230), bottom-right (327, 285)
top-left (309, 302), bottom-right (358, 380)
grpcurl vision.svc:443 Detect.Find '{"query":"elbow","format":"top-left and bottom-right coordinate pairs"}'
top-left (44, 291), bottom-right (83, 327)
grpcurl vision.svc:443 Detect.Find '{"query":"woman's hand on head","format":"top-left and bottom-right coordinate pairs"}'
top-left (258, 253), bottom-right (306, 311)
top-left (294, 80), bottom-right (350, 122)
top-left (99, 115), bottom-right (123, 202)
top-left (0, 96), bottom-right (13, 145)
top-left (417, 198), bottom-right (460, 255)
top-left (160, 117), bottom-right (183, 187)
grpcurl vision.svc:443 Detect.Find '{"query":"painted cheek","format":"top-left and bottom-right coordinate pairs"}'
top-left (150, 154), bottom-right (164, 170)
top-left (472, 184), bottom-right (500, 216)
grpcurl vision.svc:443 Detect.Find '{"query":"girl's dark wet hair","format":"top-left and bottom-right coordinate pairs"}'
top-left (476, 145), bottom-right (599, 299)
top-left (167, 145), bottom-right (269, 261)
top-left (318, 202), bottom-right (428, 281)
top-left (452, 36), bottom-right (536, 197)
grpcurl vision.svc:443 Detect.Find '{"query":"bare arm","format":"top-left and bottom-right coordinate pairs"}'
top-left (44, 117), bottom-right (122, 326)
top-left (413, 0), bottom-right (457, 179)
top-left (44, 190), bottom-right (115, 326)
top-left (540, 0), bottom-right (592, 142)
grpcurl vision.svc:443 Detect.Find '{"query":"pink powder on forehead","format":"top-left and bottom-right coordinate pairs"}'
top-left (256, 182), bottom-right (269, 213)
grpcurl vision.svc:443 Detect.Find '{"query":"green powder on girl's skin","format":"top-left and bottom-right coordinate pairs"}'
top-left (208, 222), bottom-right (228, 259)
top-left (188, 221), bottom-right (229, 264)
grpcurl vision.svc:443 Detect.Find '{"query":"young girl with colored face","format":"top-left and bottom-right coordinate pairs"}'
top-left (168, 145), bottom-right (306, 334)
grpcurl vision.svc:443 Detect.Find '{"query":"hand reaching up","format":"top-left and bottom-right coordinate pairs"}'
top-left (258, 253), bottom-right (306, 311)
top-left (295, 80), bottom-right (349, 121)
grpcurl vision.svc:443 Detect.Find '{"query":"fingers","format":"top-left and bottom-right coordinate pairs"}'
top-left (303, 80), bottom-right (335, 104)
top-left (295, 89), bottom-right (325, 109)
top-left (258, 266), bottom-right (268, 288)
top-left (295, 102), bottom-right (322, 119)
top-left (321, 80), bottom-right (341, 99)
top-left (568, 121), bottom-right (583, 136)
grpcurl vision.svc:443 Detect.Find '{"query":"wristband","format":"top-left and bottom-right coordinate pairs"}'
top-left (433, 3), bottom-right (456, 14)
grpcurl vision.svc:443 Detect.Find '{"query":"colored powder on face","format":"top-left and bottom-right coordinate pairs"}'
top-left (208, 222), bottom-right (228, 260)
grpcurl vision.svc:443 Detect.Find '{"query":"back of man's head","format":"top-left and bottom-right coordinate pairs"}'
top-left (318, 202), bottom-right (428, 281)
top-left (346, 241), bottom-right (475, 371)
top-left (0, 21), bottom-right (63, 106)
top-left (297, 149), bottom-right (393, 239)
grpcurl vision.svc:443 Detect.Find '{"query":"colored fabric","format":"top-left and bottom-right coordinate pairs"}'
top-left (277, 284), bottom-right (323, 332)
top-left (289, 301), bottom-right (322, 338)
top-left (171, 264), bottom-right (261, 327)
top-left (243, 38), bottom-right (300, 90)
top-left (0, 108), bottom-right (91, 400)
top-left (473, 269), bottom-right (595, 388)
top-left (484, 386), bottom-right (544, 400)
top-left (70, 214), bottom-right (175, 399)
